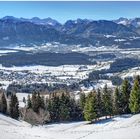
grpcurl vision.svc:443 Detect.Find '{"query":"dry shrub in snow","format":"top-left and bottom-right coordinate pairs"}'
top-left (21, 108), bottom-right (50, 125)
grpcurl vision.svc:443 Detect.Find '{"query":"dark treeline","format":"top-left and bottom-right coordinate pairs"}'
top-left (0, 90), bottom-right (19, 119)
top-left (83, 76), bottom-right (140, 122)
top-left (0, 76), bottom-right (140, 125)
top-left (22, 91), bottom-right (83, 124)
top-left (22, 76), bottom-right (140, 124)
top-left (7, 82), bottom-right (80, 95)
top-left (0, 52), bottom-right (95, 67)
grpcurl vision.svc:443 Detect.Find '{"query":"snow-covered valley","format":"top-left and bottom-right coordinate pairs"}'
top-left (0, 62), bottom-right (111, 88)
top-left (0, 113), bottom-right (140, 139)
top-left (1, 44), bottom-right (140, 93)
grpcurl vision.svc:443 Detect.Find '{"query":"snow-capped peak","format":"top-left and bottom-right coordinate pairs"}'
top-left (114, 17), bottom-right (140, 28)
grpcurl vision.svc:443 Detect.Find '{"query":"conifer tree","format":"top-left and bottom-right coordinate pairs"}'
top-left (48, 94), bottom-right (60, 122)
top-left (37, 93), bottom-right (42, 109)
top-left (96, 88), bottom-right (104, 118)
top-left (135, 75), bottom-right (140, 85)
top-left (27, 95), bottom-right (32, 109)
top-left (59, 93), bottom-right (70, 121)
top-left (70, 98), bottom-right (82, 121)
top-left (31, 92), bottom-right (46, 113)
top-left (114, 87), bottom-right (123, 115)
top-left (32, 93), bottom-right (39, 112)
top-left (40, 96), bottom-right (45, 109)
top-left (129, 79), bottom-right (140, 114)
top-left (102, 84), bottom-right (113, 118)
top-left (10, 94), bottom-right (19, 119)
top-left (121, 79), bottom-right (131, 114)
top-left (84, 92), bottom-right (97, 122)
top-left (1, 92), bottom-right (7, 114)
top-left (79, 93), bottom-right (86, 119)
top-left (79, 93), bottom-right (86, 110)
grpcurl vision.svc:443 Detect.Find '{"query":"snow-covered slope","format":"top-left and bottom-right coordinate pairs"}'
top-left (0, 113), bottom-right (140, 139)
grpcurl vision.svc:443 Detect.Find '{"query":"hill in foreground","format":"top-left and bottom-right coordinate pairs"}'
top-left (0, 113), bottom-right (139, 139)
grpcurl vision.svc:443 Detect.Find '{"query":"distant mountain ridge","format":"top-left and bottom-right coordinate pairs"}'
top-left (2, 16), bottom-right (140, 28)
top-left (0, 16), bottom-right (140, 48)
top-left (113, 17), bottom-right (140, 28)
top-left (1, 16), bottom-right (61, 26)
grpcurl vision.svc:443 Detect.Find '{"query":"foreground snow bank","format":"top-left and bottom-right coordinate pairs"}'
top-left (0, 113), bottom-right (140, 139)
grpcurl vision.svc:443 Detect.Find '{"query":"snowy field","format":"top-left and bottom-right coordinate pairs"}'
top-left (16, 93), bottom-right (30, 108)
top-left (0, 63), bottom-right (110, 75)
top-left (0, 113), bottom-right (140, 139)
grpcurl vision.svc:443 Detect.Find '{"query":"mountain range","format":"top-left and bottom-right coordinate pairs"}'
top-left (1, 16), bottom-right (140, 48)
top-left (113, 17), bottom-right (140, 28)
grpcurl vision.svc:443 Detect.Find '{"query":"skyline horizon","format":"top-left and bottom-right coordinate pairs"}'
top-left (1, 15), bottom-right (140, 24)
top-left (0, 1), bottom-right (140, 23)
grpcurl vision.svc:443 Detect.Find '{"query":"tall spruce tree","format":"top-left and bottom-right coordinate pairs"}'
top-left (96, 88), bottom-right (104, 118)
top-left (114, 87), bottom-right (123, 115)
top-left (121, 79), bottom-right (131, 114)
top-left (48, 94), bottom-right (60, 122)
top-left (79, 93), bottom-right (86, 110)
top-left (84, 92), bottom-right (97, 122)
top-left (1, 92), bottom-right (7, 114)
top-left (27, 95), bottom-right (32, 109)
top-left (70, 98), bottom-right (82, 121)
top-left (32, 93), bottom-right (39, 112)
top-left (31, 92), bottom-right (45, 113)
top-left (40, 96), bottom-right (45, 109)
top-left (10, 94), bottom-right (19, 119)
top-left (102, 84), bottom-right (113, 118)
top-left (59, 93), bottom-right (70, 121)
top-left (79, 93), bottom-right (86, 119)
top-left (36, 93), bottom-right (45, 110)
top-left (129, 79), bottom-right (140, 114)
top-left (135, 75), bottom-right (140, 85)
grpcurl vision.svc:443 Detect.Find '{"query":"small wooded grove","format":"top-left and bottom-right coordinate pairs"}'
top-left (0, 76), bottom-right (140, 124)
top-left (0, 92), bottom-right (19, 119)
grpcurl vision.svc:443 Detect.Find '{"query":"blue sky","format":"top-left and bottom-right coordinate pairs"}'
top-left (0, 1), bottom-right (140, 23)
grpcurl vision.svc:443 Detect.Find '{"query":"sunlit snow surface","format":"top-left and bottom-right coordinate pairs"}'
top-left (16, 93), bottom-right (30, 108)
top-left (0, 113), bottom-right (140, 139)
